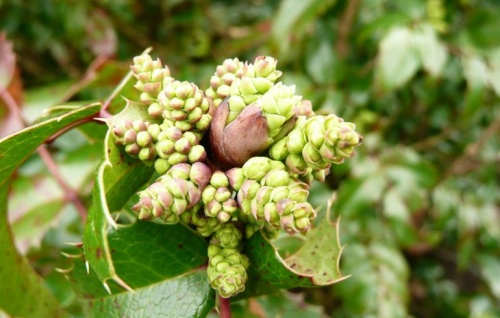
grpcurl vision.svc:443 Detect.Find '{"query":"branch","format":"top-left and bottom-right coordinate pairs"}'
top-left (444, 116), bottom-right (500, 178)
top-left (57, 54), bottom-right (109, 104)
top-left (336, 0), bottom-right (361, 59)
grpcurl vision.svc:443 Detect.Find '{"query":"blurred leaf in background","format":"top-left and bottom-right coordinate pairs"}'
top-left (0, 0), bottom-right (499, 317)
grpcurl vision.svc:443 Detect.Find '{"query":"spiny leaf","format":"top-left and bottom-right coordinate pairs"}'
top-left (0, 102), bottom-right (101, 317)
top-left (244, 219), bottom-right (348, 290)
top-left (87, 269), bottom-right (215, 318)
top-left (83, 99), bottom-right (155, 291)
top-left (0, 102), bottom-right (101, 186)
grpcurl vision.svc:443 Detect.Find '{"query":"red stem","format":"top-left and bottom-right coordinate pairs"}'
top-left (218, 295), bottom-right (232, 318)
top-left (0, 88), bottom-right (88, 222)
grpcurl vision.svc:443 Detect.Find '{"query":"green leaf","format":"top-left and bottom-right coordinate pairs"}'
top-left (305, 30), bottom-right (336, 85)
top-left (244, 219), bottom-right (348, 290)
top-left (477, 254), bottom-right (500, 299)
top-left (0, 102), bottom-right (101, 317)
top-left (375, 26), bottom-right (420, 91)
top-left (271, 0), bottom-right (336, 58)
top-left (486, 49), bottom-right (500, 96)
top-left (0, 102), bottom-right (101, 186)
top-left (88, 269), bottom-right (214, 318)
top-left (83, 100), bottom-right (155, 291)
top-left (414, 24), bottom-right (448, 77)
top-left (228, 291), bottom-right (325, 318)
top-left (462, 56), bottom-right (489, 91)
top-left (11, 200), bottom-right (65, 250)
top-left (104, 221), bottom-right (209, 289)
top-left (23, 81), bottom-right (76, 123)
top-left (332, 242), bottom-right (410, 317)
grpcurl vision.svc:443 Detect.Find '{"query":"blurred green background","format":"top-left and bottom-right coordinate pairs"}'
top-left (1, 0), bottom-right (499, 317)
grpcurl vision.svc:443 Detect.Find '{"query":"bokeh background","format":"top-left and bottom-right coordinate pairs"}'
top-left (1, 0), bottom-right (499, 317)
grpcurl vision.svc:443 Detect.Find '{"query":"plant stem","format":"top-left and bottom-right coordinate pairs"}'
top-left (218, 295), bottom-right (232, 318)
top-left (37, 145), bottom-right (88, 221)
top-left (336, 0), bottom-right (361, 58)
top-left (0, 88), bottom-right (88, 222)
top-left (57, 54), bottom-right (109, 104)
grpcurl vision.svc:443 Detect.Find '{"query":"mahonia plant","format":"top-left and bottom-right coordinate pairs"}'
top-left (110, 53), bottom-right (362, 298)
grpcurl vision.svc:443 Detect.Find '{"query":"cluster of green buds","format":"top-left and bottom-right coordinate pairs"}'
top-left (224, 56), bottom-right (283, 125)
top-left (109, 52), bottom-right (362, 299)
top-left (227, 157), bottom-right (315, 235)
top-left (154, 122), bottom-right (206, 174)
top-left (202, 171), bottom-right (238, 223)
top-left (132, 162), bottom-right (212, 223)
top-left (207, 223), bottom-right (248, 298)
top-left (205, 58), bottom-right (245, 107)
top-left (112, 119), bottom-right (159, 164)
top-left (156, 80), bottom-right (213, 132)
top-left (269, 114), bottom-right (362, 176)
top-left (131, 54), bottom-right (173, 104)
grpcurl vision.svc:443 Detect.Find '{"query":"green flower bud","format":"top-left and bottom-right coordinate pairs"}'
top-left (154, 158), bottom-right (171, 175)
top-left (261, 169), bottom-right (290, 187)
top-left (225, 168), bottom-right (244, 191)
top-left (207, 244), bottom-right (248, 298)
top-left (242, 157), bottom-right (272, 181)
top-left (158, 80), bottom-right (213, 132)
top-left (210, 171), bottom-right (229, 188)
top-left (294, 99), bottom-right (314, 117)
top-left (211, 223), bottom-right (242, 249)
top-left (131, 53), bottom-right (173, 103)
top-left (136, 131), bottom-right (153, 147)
top-left (287, 129), bottom-right (307, 155)
top-left (268, 137), bottom-right (288, 161)
top-left (188, 144), bottom-right (206, 163)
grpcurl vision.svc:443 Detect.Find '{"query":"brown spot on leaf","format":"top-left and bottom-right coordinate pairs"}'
top-left (96, 247), bottom-right (102, 258)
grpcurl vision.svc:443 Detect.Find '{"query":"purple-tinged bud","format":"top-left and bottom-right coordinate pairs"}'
top-left (225, 168), bottom-right (244, 191)
top-left (154, 158), bottom-right (171, 175)
top-left (190, 162), bottom-right (212, 189)
top-left (188, 145), bottom-right (206, 163)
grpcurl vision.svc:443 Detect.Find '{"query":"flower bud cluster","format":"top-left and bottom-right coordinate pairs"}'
top-left (112, 119), bottom-right (160, 164)
top-left (205, 58), bottom-right (245, 107)
top-left (131, 54), bottom-right (174, 104)
top-left (225, 56), bottom-right (283, 125)
top-left (110, 53), bottom-right (363, 299)
top-left (202, 171), bottom-right (238, 223)
top-left (207, 224), bottom-right (248, 298)
top-left (184, 206), bottom-right (224, 237)
top-left (227, 157), bottom-right (316, 234)
top-left (269, 114), bottom-right (363, 176)
top-left (132, 162), bottom-right (212, 222)
top-left (154, 122), bottom-right (206, 175)
top-left (156, 80), bottom-right (213, 132)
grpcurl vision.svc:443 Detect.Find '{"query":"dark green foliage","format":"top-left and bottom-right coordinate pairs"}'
top-left (1, 0), bottom-right (499, 317)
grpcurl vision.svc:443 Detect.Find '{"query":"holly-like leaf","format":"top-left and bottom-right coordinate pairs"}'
top-left (0, 102), bottom-right (101, 185)
top-left (82, 99), bottom-right (155, 291)
top-left (73, 221), bottom-right (214, 317)
top-left (0, 102), bottom-right (101, 318)
top-left (244, 219), bottom-right (348, 290)
top-left (104, 221), bottom-right (209, 289)
top-left (88, 269), bottom-right (214, 318)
